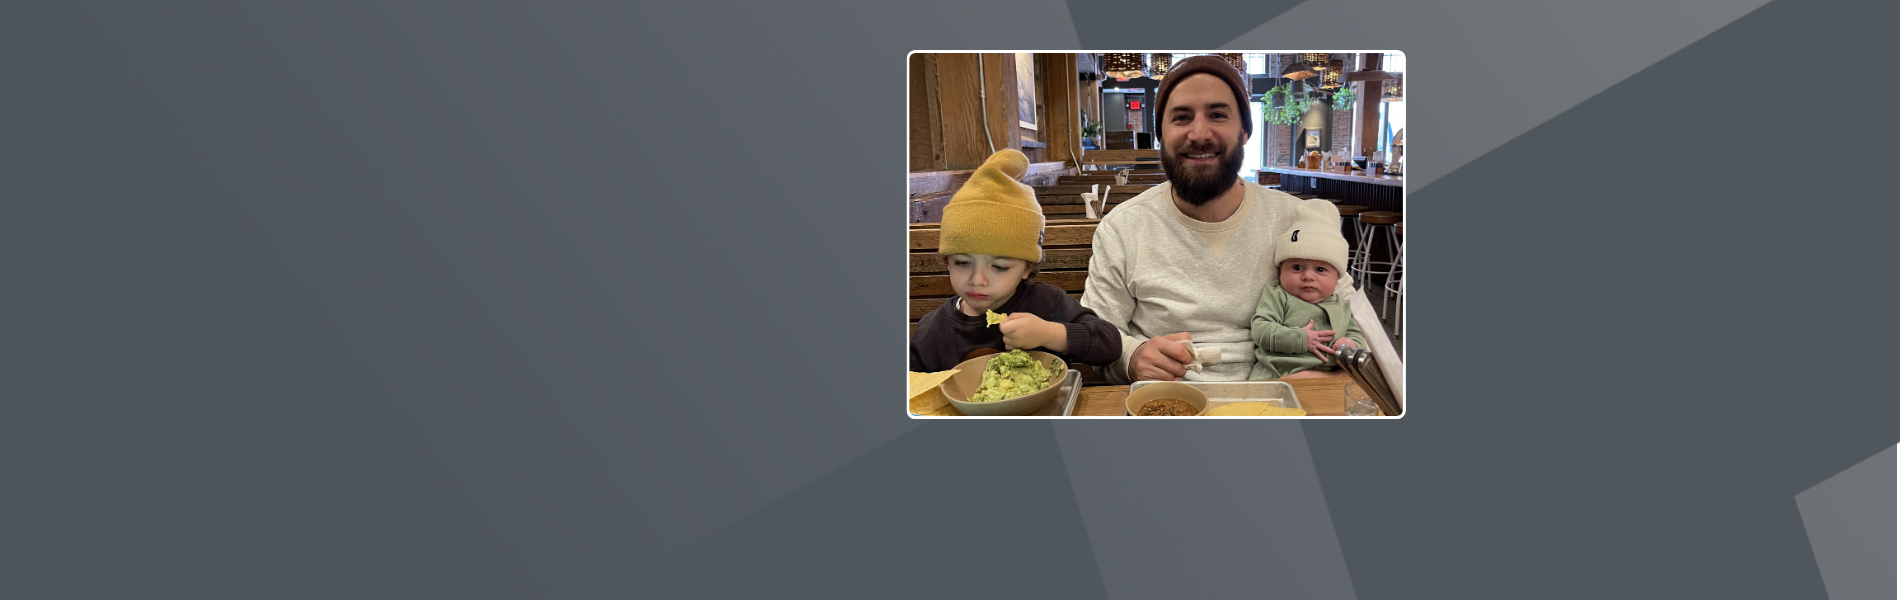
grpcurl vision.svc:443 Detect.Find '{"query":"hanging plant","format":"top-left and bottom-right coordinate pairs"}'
top-left (1332, 84), bottom-right (1357, 111)
top-left (1262, 83), bottom-right (1308, 126)
top-left (1260, 83), bottom-right (1286, 125)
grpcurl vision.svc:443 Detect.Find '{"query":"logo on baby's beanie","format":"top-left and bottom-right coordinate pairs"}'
top-left (1291, 229), bottom-right (1300, 242)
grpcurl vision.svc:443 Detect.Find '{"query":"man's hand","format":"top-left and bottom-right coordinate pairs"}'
top-left (1332, 338), bottom-right (1358, 352)
top-left (1001, 313), bottom-right (1066, 352)
top-left (1131, 332), bottom-right (1194, 381)
top-left (1303, 320), bottom-right (1337, 362)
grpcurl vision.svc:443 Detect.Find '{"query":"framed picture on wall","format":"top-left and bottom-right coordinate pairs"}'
top-left (1305, 130), bottom-right (1320, 149)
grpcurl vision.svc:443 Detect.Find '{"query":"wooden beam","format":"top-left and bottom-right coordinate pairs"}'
top-left (909, 53), bottom-right (946, 172)
top-left (936, 54), bottom-right (1019, 170)
top-left (1041, 53), bottom-right (1079, 169)
top-left (992, 53), bottom-right (1022, 156)
top-left (1358, 53), bottom-right (1384, 156)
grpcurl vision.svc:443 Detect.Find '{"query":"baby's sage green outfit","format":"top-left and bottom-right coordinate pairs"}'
top-left (1249, 280), bottom-right (1366, 380)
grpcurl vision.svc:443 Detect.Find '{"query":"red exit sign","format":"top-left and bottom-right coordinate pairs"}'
top-left (1129, 100), bottom-right (1141, 110)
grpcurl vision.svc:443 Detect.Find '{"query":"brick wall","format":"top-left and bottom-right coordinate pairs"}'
top-left (1266, 54), bottom-right (1291, 168)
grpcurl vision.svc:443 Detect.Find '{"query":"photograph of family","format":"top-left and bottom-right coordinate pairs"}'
top-left (907, 52), bottom-right (1406, 418)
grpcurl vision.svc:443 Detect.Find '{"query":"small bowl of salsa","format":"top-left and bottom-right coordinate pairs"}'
top-left (1124, 382), bottom-right (1210, 416)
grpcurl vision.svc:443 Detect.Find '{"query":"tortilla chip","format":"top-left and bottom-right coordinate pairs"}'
top-left (1206, 402), bottom-right (1308, 417)
top-left (908, 369), bottom-right (959, 400)
top-left (908, 387), bottom-right (952, 415)
top-left (1205, 403), bottom-right (1256, 416)
top-left (985, 310), bottom-right (1007, 326)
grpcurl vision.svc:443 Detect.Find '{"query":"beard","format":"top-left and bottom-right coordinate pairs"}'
top-left (1160, 135), bottom-right (1246, 207)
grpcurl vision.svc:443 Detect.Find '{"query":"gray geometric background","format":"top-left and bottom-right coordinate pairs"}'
top-left (1799, 447), bottom-right (1896, 600)
top-left (4, 0), bottom-right (1896, 598)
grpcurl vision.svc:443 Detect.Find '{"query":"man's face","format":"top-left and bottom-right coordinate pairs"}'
top-left (1160, 73), bottom-right (1249, 207)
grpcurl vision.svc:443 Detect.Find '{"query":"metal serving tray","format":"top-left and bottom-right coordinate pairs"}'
top-left (1125, 380), bottom-right (1302, 415)
top-left (1027, 370), bottom-right (1083, 417)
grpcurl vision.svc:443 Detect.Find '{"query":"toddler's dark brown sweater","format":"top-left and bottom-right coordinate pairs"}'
top-left (909, 280), bottom-right (1122, 373)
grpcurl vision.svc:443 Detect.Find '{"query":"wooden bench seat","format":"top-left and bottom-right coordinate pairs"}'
top-left (1033, 184), bottom-right (1153, 216)
top-left (1079, 149), bottom-right (1161, 171)
top-left (1057, 174), bottom-right (1166, 186)
top-left (909, 161), bottom-right (1075, 223)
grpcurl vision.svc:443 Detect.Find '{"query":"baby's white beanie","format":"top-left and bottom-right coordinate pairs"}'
top-left (1277, 199), bottom-right (1349, 272)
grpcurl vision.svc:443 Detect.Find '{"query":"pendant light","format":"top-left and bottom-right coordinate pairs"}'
top-left (1318, 59), bottom-right (1344, 89)
top-left (1149, 53), bottom-right (1172, 79)
top-left (1102, 53), bottom-right (1148, 80)
top-left (1216, 53), bottom-right (1250, 93)
top-left (1280, 54), bottom-right (1318, 81)
top-left (1216, 53), bottom-right (1246, 73)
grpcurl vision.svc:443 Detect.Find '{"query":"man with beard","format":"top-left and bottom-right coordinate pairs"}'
top-left (1080, 55), bottom-right (1356, 382)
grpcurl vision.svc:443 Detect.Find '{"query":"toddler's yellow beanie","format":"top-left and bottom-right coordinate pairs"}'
top-left (938, 149), bottom-right (1045, 263)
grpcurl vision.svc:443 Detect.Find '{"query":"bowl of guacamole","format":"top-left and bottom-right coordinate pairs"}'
top-left (939, 349), bottom-right (1068, 416)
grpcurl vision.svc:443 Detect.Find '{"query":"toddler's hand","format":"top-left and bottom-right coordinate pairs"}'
top-left (1303, 320), bottom-right (1337, 362)
top-left (1000, 313), bottom-right (1057, 351)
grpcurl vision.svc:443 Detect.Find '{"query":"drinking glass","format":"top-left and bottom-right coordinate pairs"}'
top-left (1344, 380), bottom-right (1381, 416)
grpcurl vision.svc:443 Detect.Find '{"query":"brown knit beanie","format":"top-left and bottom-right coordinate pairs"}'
top-left (1153, 55), bottom-right (1253, 138)
top-left (938, 149), bottom-right (1045, 263)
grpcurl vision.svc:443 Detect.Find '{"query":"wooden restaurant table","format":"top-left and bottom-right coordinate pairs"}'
top-left (1073, 377), bottom-right (1351, 416)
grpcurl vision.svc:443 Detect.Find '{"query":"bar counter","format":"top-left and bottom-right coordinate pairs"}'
top-left (1259, 166), bottom-right (1404, 212)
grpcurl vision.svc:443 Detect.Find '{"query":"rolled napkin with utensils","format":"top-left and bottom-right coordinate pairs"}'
top-left (1177, 339), bottom-right (1221, 374)
top-left (1082, 184), bottom-right (1111, 219)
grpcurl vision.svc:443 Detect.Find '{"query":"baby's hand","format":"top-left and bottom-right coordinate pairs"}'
top-left (1000, 313), bottom-right (1058, 351)
top-left (1303, 320), bottom-right (1337, 362)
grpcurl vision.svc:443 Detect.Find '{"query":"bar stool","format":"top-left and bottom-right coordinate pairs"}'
top-left (1333, 204), bottom-right (1368, 283)
top-left (1385, 222), bottom-right (1403, 334)
top-left (1355, 211), bottom-right (1402, 314)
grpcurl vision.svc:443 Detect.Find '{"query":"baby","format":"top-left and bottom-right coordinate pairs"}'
top-left (1249, 200), bottom-right (1366, 380)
